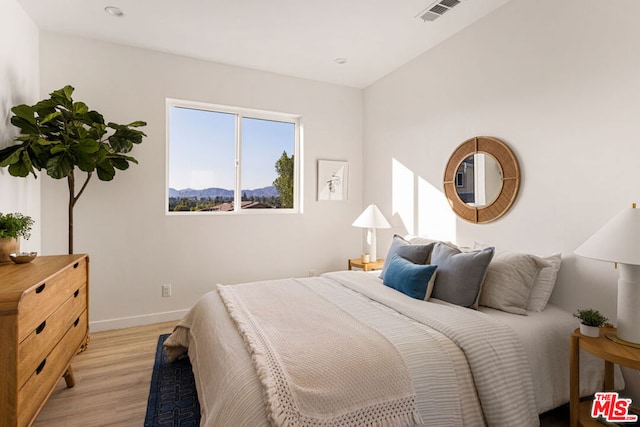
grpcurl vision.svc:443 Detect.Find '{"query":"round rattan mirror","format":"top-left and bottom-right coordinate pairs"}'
top-left (443, 136), bottom-right (520, 224)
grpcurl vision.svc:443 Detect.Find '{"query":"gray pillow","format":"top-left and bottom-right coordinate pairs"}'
top-left (379, 235), bottom-right (435, 281)
top-left (430, 243), bottom-right (495, 308)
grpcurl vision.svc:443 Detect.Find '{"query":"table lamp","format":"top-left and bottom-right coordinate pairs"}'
top-left (352, 204), bottom-right (390, 262)
top-left (575, 203), bottom-right (640, 346)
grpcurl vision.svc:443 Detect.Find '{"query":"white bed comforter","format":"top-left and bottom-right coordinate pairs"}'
top-left (165, 271), bottom-right (621, 426)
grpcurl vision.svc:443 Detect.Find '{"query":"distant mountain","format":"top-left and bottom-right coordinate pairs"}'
top-left (169, 187), bottom-right (233, 198)
top-left (169, 186), bottom-right (279, 199)
top-left (243, 186), bottom-right (280, 198)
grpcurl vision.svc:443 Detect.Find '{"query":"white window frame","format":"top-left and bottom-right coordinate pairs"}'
top-left (166, 98), bottom-right (303, 215)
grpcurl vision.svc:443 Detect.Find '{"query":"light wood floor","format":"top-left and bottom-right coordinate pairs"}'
top-left (33, 321), bottom-right (177, 427)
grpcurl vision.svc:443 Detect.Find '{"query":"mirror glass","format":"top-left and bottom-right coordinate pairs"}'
top-left (454, 153), bottom-right (503, 207)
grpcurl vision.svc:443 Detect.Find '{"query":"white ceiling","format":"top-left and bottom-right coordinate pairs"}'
top-left (19, 0), bottom-right (511, 88)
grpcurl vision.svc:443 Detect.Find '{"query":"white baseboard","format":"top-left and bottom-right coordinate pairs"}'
top-left (89, 309), bottom-right (189, 332)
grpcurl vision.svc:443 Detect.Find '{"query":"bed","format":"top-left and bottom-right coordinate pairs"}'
top-left (164, 238), bottom-right (623, 427)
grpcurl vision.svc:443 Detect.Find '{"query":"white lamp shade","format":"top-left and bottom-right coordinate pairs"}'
top-left (352, 204), bottom-right (391, 229)
top-left (575, 207), bottom-right (640, 265)
top-left (575, 205), bottom-right (640, 344)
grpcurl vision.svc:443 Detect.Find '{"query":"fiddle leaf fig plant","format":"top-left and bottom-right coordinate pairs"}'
top-left (0, 85), bottom-right (146, 254)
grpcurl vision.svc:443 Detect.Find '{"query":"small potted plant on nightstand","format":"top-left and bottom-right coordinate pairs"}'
top-left (0, 212), bottom-right (34, 263)
top-left (574, 308), bottom-right (608, 338)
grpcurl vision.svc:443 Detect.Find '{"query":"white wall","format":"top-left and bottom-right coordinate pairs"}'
top-left (364, 0), bottom-right (640, 318)
top-left (364, 0), bottom-right (640, 398)
top-left (364, 0), bottom-right (640, 401)
top-left (0, 0), bottom-right (40, 252)
top-left (39, 33), bottom-right (364, 330)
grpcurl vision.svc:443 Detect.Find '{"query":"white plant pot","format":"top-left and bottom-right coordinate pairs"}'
top-left (580, 323), bottom-right (600, 338)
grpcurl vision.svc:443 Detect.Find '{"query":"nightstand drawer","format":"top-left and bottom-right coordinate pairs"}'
top-left (17, 310), bottom-right (87, 427)
top-left (17, 285), bottom-right (87, 389)
top-left (18, 257), bottom-right (87, 343)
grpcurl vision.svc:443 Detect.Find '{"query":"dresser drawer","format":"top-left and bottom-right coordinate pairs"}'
top-left (17, 309), bottom-right (88, 427)
top-left (17, 285), bottom-right (87, 389)
top-left (18, 257), bottom-right (87, 343)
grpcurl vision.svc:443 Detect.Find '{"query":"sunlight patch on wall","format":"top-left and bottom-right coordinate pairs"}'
top-left (392, 158), bottom-right (415, 235)
top-left (392, 158), bottom-right (457, 241)
top-left (417, 176), bottom-right (457, 242)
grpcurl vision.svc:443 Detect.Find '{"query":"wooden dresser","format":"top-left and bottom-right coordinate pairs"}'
top-left (0, 254), bottom-right (89, 427)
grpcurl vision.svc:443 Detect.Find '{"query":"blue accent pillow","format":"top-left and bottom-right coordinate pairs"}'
top-left (380, 235), bottom-right (435, 281)
top-left (383, 254), bottom-right (438, 300)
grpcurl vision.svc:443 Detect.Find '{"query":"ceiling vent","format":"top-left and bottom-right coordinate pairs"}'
top-left (417, 0), bottom-right (462, 22)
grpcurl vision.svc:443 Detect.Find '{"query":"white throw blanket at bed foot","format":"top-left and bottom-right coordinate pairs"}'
top-left (217, 279), bottom-right (423, 427)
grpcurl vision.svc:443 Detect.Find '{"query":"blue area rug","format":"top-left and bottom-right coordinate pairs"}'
top-left (145, 334), bottom-right (201, 426)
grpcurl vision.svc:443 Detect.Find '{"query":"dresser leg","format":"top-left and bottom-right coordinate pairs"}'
top-left (63, 366), bottom-right (76, 388)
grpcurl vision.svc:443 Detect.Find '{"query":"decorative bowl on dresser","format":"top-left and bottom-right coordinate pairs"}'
top-left (0, 254), bottom-right (89, 427)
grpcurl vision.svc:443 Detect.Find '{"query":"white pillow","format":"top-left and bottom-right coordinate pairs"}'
top-left (525, 253), bottom-right (562, 312)
top-left (406, 235), bottom-right (459, 251)
top-left (474, 245), bottom-right (551, 315)
top-left (406, 235), bottom-right (439, 245)
top-left (424, 271), bottom-right (437, 301)
top-left (473, 242), bottom-right (561, 313)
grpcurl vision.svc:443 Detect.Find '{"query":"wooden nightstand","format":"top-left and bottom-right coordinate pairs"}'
top-left (570, 327), bottom-right (640, 427)
top-left (348, 258), bottom-right (384, 272)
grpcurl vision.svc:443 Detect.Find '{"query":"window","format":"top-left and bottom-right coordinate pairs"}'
top-left (167, 99), bottom-right (301, 214)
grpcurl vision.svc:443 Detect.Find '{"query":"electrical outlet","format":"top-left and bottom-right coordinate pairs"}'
top-left (162, 284), bottom-right (172, 297)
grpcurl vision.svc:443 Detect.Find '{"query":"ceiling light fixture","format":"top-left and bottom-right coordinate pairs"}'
top-left (334, 58), bottom-right (347, 65)
top-left (104, 6), bottom-right (124, 17)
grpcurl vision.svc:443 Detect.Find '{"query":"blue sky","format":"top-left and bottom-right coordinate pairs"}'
top-left (169, 106), bottom-right (294, 191)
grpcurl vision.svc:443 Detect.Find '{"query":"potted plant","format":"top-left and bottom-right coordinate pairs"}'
top-left (0, 85), bottom-right (146, 254)
top-left (0, 212), bottom-right (34, 263)
top-left (574, 308), bottom-right (608, 338)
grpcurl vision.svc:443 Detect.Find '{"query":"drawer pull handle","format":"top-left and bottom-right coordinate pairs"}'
top-left (74, 289), bottom-right (80, 298)
top-left (36, 284), bottom-right (46, 294)
top-left (36, 359), bottom-right (46, 375)
top-left (74, 317), bottom-right (80, 327)
top-left (74, 262), bottom-right (79, 268)
top-left (36, 321), bottom-right (46, 334)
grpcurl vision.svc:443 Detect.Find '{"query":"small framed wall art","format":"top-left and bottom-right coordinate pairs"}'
top-left (317, 160), bottom-right (348, 201)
